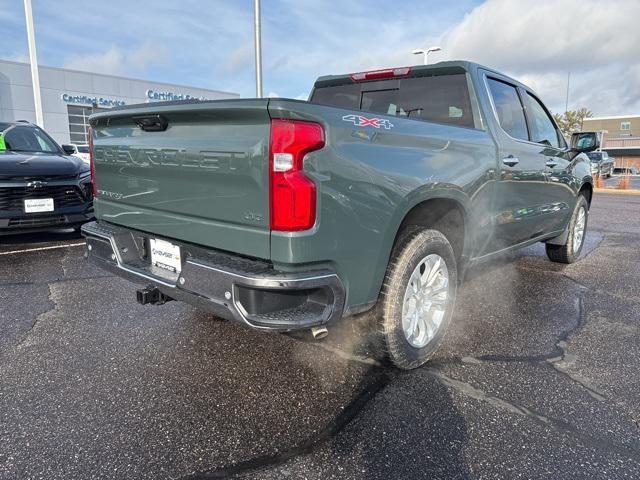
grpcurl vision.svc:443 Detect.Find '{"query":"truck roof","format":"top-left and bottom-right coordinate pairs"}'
top-left (0, 120), bottom-right (35, 130)
top-left (313, 60), bottom-right (526, 90)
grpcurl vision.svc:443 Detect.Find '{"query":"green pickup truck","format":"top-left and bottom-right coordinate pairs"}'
top-left (82, 61), bottom-right (597, 369)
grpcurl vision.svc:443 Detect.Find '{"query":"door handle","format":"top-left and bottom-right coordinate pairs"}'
top-left (502, 155), bottom-right (519, 167)
top-left (545, 159), bottom-right (559, 168)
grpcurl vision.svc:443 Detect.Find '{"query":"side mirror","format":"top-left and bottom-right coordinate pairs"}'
top-left (61, 144), bottom-right (76, 155)
top-left (570, 132), bottom-right (600, 153)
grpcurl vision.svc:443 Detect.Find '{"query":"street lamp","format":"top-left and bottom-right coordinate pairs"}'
top-left (23, 0), bottom-right (44, 127)
top-left (412, 46), bottom-right (442, 65)
top-left (253, 0), bottom-right (263, 98)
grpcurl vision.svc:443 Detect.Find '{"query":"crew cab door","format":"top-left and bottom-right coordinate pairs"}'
top-left (483, 75), bottom-right (551, 250)
top-left (519, 90), bottom-right (574, 234)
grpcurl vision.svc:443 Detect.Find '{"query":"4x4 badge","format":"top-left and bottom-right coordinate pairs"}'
top-left (342, 114), bottom-right (394, 130)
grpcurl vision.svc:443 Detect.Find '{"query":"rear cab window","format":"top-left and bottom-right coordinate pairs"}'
top-left (310, 73), bottom-right (479, 129)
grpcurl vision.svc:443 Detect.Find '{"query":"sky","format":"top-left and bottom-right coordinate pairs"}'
top-left (1, 0), bottom-right (639, 115)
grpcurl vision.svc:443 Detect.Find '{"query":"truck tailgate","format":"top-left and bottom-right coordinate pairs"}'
top-left (90, 100), bottom-right (271, 259)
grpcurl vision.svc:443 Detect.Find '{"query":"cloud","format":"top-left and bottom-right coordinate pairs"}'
top-left (438, 0), bottom-right (640, 114)
top-left (226, 43), bottom-right (254, 75)
top-left (0, 0), bottom-right (471, 97)
top-left (3, 0), bottom-right (637, 114)
top-left (252, 0), bottom-right (474, 98)
top-left (63, 43), bottom-right (171, 76)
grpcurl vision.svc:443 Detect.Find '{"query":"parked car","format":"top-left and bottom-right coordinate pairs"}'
top-left (67, 143), bottom-right (91, 163)
top-left (82, 61), bottom-right (595, 369)
top-left (0, 121), bottom-right (94, 235)
top-left (613, 167), bottom-right (639, 175)
top-left (586, 150), bottom-right (615, 177)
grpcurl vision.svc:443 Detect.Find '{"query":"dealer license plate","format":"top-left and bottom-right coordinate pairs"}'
top-left (24, 198), bottom-right (54, 213)
top-left (150, 238), bottom-right (182, 274)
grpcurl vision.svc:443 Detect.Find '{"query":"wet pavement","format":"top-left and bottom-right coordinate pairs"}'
top-left (1, 192), bottom-right (639, 479)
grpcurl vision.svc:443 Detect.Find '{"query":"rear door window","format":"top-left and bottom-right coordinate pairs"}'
top-left (310, 74), bottom-right (476, 129)
top-left (487, 78), bottom-right (529, 141)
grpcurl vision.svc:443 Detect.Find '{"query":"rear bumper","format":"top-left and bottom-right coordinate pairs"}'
top-left (81, 221), bottom-right (346, 331)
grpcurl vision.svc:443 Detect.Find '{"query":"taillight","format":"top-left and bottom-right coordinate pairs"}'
top-left (269, 119), bottom-right (325, 231)
top-left (88, 127), bottom-right (97, 197)
top-left (349, 67), bottom-right (412, 82)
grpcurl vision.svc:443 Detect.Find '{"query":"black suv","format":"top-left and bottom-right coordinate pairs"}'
top-left (0, 121), bottom-right (94, 235)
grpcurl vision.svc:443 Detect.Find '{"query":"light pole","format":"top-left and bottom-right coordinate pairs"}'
top-left (253, 0), bottom-right (263, 98)
top-left (23, 0), bottom-right (44, 127)
top-left (564, 71), bottom-right (570, 114)
top-left (412, 46), bottom-right (442, 65)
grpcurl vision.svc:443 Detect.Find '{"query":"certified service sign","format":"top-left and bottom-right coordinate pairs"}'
top-left (61, 93), bottom-right (126, 107)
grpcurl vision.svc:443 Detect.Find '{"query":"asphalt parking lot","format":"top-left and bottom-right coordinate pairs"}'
top-left (1, 192), bottom-right (639, 480)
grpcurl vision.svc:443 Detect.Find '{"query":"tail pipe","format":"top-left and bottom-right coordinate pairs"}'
top-left (310, 326), bottom-right (329, 340)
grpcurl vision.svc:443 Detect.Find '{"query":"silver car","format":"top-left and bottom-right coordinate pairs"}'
top-left (587, 151), bottom-right (615, 178)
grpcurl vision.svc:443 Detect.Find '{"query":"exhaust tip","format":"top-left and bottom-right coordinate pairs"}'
top-left (310, 326), bottom-right (329, 340)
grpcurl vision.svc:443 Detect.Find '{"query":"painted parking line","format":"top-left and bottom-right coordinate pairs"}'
top-left (0, 242), bottom-right (85, 256)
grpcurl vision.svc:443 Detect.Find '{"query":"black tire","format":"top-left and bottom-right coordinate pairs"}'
top-left (377, 228), bottom-right (458, 370)
top-left (545, 195), bottom-right (589, 264)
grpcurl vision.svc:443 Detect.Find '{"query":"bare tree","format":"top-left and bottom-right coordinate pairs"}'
top-left (553, 108), bottom-right (593, 137)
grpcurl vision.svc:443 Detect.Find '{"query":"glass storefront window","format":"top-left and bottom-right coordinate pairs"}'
top-left (66, 105), bottom-right (108, 144)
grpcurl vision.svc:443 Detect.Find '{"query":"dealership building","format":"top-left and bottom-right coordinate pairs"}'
top-left (582, 115), bottom-right (640, 170)
top-left (0, 59), bottom-right (239, 145)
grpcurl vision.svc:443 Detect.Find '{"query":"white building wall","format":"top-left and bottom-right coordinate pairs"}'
top-left (0, 59), bottom-right (239, 144)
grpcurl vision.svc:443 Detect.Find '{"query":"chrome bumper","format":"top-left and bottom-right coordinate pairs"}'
top-left (81, 221), bottom-right (345, 331)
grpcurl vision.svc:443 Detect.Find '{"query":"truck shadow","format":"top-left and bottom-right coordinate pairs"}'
top-left (186, 355), bottom-right (471, 480)
top-left (321, 370), bottom-right (472, 480)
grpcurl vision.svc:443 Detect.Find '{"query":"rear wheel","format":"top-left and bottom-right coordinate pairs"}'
top-left (545, 195), bottom-right (588, 264)
top-left (377, 228), bottom-right (457, 370)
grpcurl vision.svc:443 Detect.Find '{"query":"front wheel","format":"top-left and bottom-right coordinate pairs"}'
top-left (377, 229), bottom-right (457, 370)
top-left (545, 195), bottom-right (589, 264)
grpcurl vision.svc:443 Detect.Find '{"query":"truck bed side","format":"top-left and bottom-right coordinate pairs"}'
top-left (267, 98), bottom-right (497, 310)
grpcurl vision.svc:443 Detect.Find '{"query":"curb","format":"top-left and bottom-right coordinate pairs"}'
top-left (594, 188), bottom-right (640, 196)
